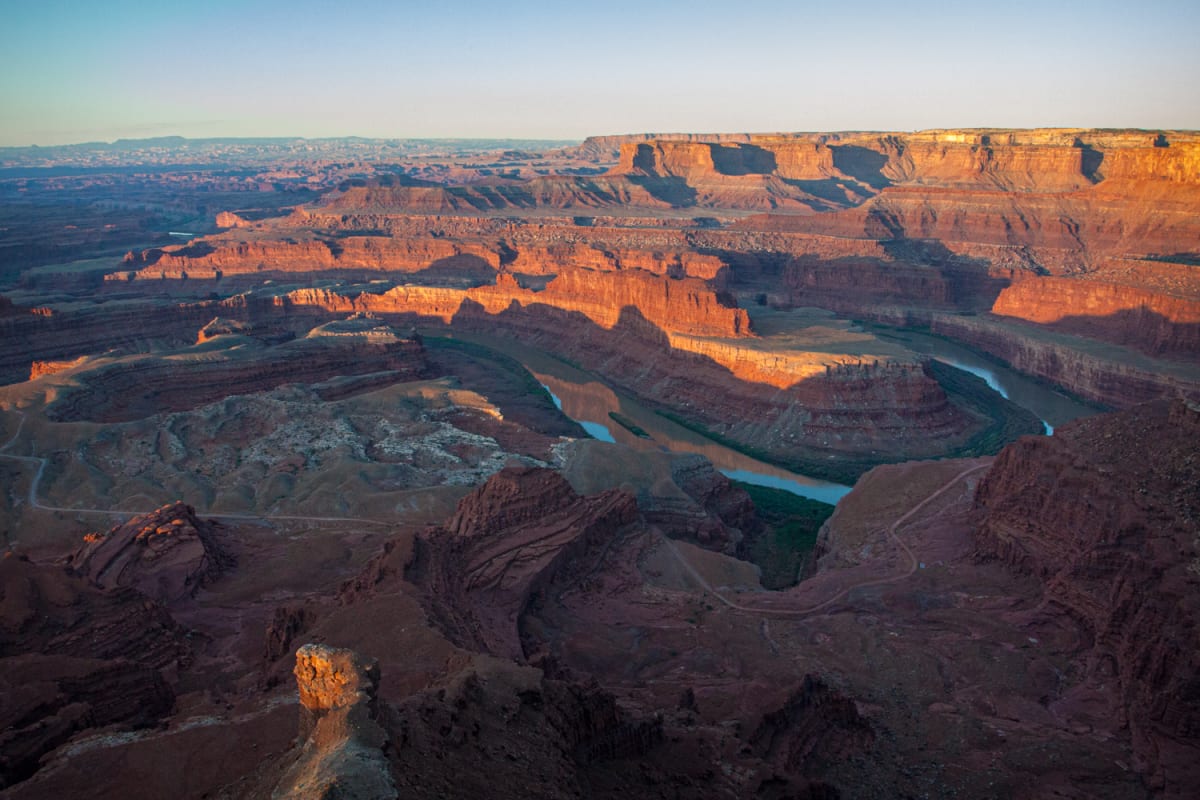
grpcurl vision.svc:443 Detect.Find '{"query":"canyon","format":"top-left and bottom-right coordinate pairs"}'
top-left (0, 128), bottom-right (1197, 798)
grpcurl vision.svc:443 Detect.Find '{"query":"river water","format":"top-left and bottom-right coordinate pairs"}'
top-left (534, 370), bottom-right (853, 504)
top-left (868, 326), bottom-right (1099, 434)
top-left (458, 327), bottom-right (1097, 506)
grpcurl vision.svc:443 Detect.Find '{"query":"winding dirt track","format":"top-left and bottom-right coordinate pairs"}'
top-left (0, 410), bottom-right (391, 527)
top-left (660, 462), bottom-right (991, 619)
top-left (3, 408), bottom-right (988, 621)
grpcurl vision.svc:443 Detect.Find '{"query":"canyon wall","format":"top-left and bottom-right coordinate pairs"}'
top-left (974, 398), bottom-right (1200, 791)
top-left (276, 275), bottom-right (990, 474)
top-left (112, 234), bottom-right (501, 282)
top-left (284, 269), bottom-right (750, 339)
top-left (925, 312), bottom-right (1198, 408)
top-left (990, 276), bottom-right (1200, 358)
top-left (402, 466), bottom-right (639, 660)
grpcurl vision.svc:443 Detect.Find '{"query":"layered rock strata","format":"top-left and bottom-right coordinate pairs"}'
top-left (974, 398), bottom-right (1200, 792)
top-left (275, 273), bottom-right (986, 471)
top-left (398, 466), bottom-right (640, 660)
top-left (918, 310), bottom-right (1200, 408)
top-left (43, 315), bottom-right (429, 422)
top-left (271, 644), bottom-right (397, 800)
top-left (65, 502), bottom-right (231, 603)
top-left (0, 552), bottom-right (189, 788)
top-left (112, 234), bottom-right (500, 282)
top-left (989, 275), bottom-right (1200, 359)
top-left (272, 268), bottom-right (751, 339)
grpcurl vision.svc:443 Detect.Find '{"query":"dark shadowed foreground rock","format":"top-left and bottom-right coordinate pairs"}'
top-left (975, 397), bottom-right (1200, 794)
top-left (0, 552), bottom-right (186, 788)
top-left (751, 674), bottom-right (875, 774)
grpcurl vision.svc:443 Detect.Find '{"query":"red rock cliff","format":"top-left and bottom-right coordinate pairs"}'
top-left (974, 399), bottom-right (1200, 792)
top-left (990, 276), bottom-right (1200, 359)
top-left (113, 234), bottom-right (500, 281)
top-left (285, 268), bottom-right (751, 339)
top-left (401, 466), bottom-right (639, 660)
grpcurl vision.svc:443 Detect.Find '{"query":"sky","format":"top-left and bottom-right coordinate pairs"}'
top-left (2, 0), bottom-right (1198, 146)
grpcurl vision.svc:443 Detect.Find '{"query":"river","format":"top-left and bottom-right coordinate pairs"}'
top-left (867, 326), bottom-right (1099, 434)
top-left (449, 327), bottom-right (1097, 506)
top-left (487, 341), bottom-right (855, 504)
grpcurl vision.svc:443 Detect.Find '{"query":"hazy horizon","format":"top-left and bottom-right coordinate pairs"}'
top-left (3, 0), bottom-right (1199, 148)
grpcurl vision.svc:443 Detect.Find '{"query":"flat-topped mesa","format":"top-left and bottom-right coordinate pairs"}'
top-left (611, 129), bottom-right (1200, 192)
top-left (43, 316), bottom-right (429, 423)
top-left (66, 501), bottom-right (232, 604)
top-left (568, 132), bottom-right (766, 160)
top-left (613, 139), bottom-right (834, 182)
top-left (283, 268), bottom-right (752, 340)
top-left (904, 128), bottom-right (1200, 183)
top-left (881, 140), bottom-right (1093, 191)
top-left (108, 234), bottom-right (501, 282)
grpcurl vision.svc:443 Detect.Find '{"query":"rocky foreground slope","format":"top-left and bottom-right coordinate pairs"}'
top-left (0, 503), bottom-right (218, 788)
top-left (2, 398), bottom-right (1197, 798)
top-left (260, 401), bottom-right (1196, 798)
top-left (974, 398), bottom-right (1200, 791)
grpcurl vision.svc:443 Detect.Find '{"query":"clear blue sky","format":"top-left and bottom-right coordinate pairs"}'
top-left (2, 0), bottom-right (1198, 146)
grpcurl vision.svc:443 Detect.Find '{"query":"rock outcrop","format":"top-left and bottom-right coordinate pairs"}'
top-left (975, 398), bottom-right (1200, 793)
top-left (112, 234), bottom-right (501, 282)
top-left (0, 552), bottom-right (188, 788)
top-left (283, 268), bottom-right (751, 339)
top-left (750, 674), bottom-right (875, 774)
top-left (399, 466), bottom-right (640, 660)
top-left (0, 653), bottom-right (175, 789)
top-left (914, 310), bottom-right (1200, 408)
top-left (65, 502), bottom-right (231, 604)
top-left (384, 656), bottom-right (665, 800)
top-left (0, 552), bottom-right (189, 668)
top-left (271, 644), bottom-right (396, 800)
top-left (648, 452), bottom-right (757, 552)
